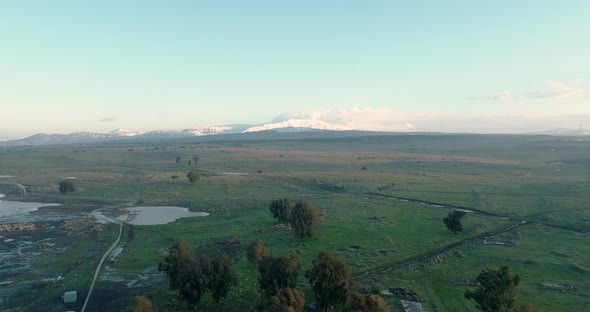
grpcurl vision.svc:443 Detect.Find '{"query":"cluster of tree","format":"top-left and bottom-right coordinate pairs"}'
top-left (175, 156), bottom-right (199, 166)
top-left (58, 179), bottom-right (75, 194)
top-left (306, 251), bottom-right (388, 312)
top-left (269, 198), bottom-right (319, 240)
top-left (247, 240), bottom-right (388, 312)
top-left (444, 209), bottom-right (466, 234)
top-left (159, 239), bottom-right (237, 307)
top-left (247, 240), bottom-right (304, 311)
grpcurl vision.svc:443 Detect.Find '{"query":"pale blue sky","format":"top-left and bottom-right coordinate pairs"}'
top-left (1, 1), bottom-right (589, 138)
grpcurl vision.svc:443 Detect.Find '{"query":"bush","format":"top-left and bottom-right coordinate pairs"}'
top-left (58, 179), bottom-right (75, 194)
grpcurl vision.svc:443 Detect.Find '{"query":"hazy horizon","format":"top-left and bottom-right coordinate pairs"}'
top-left (1, 1), bottom-right (588, 139)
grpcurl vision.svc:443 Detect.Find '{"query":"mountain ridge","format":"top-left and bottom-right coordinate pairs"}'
top-left (1, 119), bottom-right (588, 146)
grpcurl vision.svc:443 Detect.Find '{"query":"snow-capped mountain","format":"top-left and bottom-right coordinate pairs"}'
top-left (180, 126), bottom-right (233, 136)
top-left (1, 125), bottom-right (248, 146)
top-left (109, 128), bottom-right (144, 137)
top-left (243, 119), bottom-right (350, 133)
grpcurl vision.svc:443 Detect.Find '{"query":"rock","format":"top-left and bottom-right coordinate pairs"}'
top-left (256, 223), bottom-right (292, 233)
top-left (0, 223), bottom-right (36, 232)
top-left (431, 253), bottom-right (448, 264)
top-left (401, 300), bottom-right (427, 312)
top-left (538, 282), bottom-right (577, 292)
top-left (389, 287), bottom-right (422, 301)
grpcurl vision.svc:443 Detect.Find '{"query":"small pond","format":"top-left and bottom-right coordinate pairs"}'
top-left (0, 194), bottom-right (60, 218)
top-left (121, 206), bottom-right (209, 225)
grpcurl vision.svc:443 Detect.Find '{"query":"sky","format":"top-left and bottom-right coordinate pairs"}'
top-left (1, 1), bottom-right (589, 139)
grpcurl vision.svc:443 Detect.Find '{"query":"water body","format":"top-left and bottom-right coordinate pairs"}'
top-left (0, 194), bottom-right (60, 218)
top-left (123, 206), bottom-right (209, 225)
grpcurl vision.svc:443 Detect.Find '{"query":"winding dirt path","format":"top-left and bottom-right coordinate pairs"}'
top-left (81, 221), bottom-right (123, 312)
top-left (352, 191), bottom-right (587, 281)
top-left (352, 221), bottom-right (526, 281)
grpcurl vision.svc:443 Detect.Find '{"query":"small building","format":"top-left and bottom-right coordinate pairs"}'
top-left (61, 291), bottom-right (77, 303)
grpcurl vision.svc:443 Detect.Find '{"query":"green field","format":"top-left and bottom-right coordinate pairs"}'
top-left (0, 133), bottom-right (588, 311)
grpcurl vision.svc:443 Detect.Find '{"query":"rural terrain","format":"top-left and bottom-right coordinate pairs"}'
top-left (0, 132), bottom-right (588, 311)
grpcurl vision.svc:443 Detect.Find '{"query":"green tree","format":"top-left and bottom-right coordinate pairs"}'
top-left (193, 156), bottom-right (200, 166)
top-left (58, 179), bottom-right (76, 194)
top-left (444, 209), bottom-right (467, 234)
top-left (187, 171), bottom-right (200, 184)
top-left (264, 288), bottom-right (306, 312)
top-left (159, 239), bottom-right (206, 306)
top-left (347, 293), bottom-right (389, 312)
top-left (258, 253), bottom-right (301, 297)
top-left (306, 251), bottom-right (354, 312)
top-left (206, 253), bottom-right (238, 303)
top-left (176, 156), bottom-right (182, 164)
top-left (290, 201), bottom-right (319, 239)
top-left (178, 260), bottom-right (207, 306)
top-left (130, 295), bottom-right (158, 312)
top-left (269, 198), bottom-right (292, 223)
top-left (247, 239), bottom-right (270, 267)
top-left (465, 266), bottom-right (521, 312)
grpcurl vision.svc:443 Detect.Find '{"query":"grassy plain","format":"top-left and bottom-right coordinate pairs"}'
top-left (0, 133), bottom-right (588, 311)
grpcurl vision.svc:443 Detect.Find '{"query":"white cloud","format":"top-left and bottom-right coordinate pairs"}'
top-left (99, 116), bottom-right (117, 122)
top-left (468, 80), bottom-right (584, 101)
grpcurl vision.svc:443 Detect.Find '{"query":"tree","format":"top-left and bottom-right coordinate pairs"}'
top-left (159, 239), bottom-right (206, 306)
top-left (58, 179), bottom-right (76, 194)
top-left (306, 251), bottom-right (354, 312)
top-left (465, 266), bottom-right (521, 312)
top-left (269, 198), bottom-right (292, 223)
top-left (444, 209), bottom-right (467, 234)
top-left (264, 288), bottom-right (306, 312)
top-left (290, 201), bottom-right (319, 239)
top-left (187, 171), bottom-right (200, 184)
top-left (176, 156), bottom-right (182, 164)
top-left (178, 260), bottom-right (207, 306)
top-left (130, 295), bottom-right (158, 312)
top-left (207, 253), bottom-right (238, 303)
top-left (193, 156), bottom-right (200, 166)
top-left (347, 293), bottom-right (389, 312)
top-left (258, 253), bottom-right (301, 297)
top-left (247, 239), bottom-right (270, 266)
top-left (188, 160), bottom-right (192, 166)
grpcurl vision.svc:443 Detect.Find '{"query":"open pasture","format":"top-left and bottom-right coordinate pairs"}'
top-left (0, 133), bottom-right (588, 311)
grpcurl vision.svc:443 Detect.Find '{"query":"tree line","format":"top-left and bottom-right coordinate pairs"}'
top-left (247, 239), bottom-right (389, 312)
top-left (158, 239), bottom-right (237, 307)
top-left (269, 198), bottom-right (319, 240)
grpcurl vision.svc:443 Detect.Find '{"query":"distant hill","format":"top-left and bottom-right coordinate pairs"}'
top-left (1, 124), bottom-right (250, 146)
top-left (2, 121), bottom-right (588, 147)
top-left (527, 128), bottom-right (589, 136)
